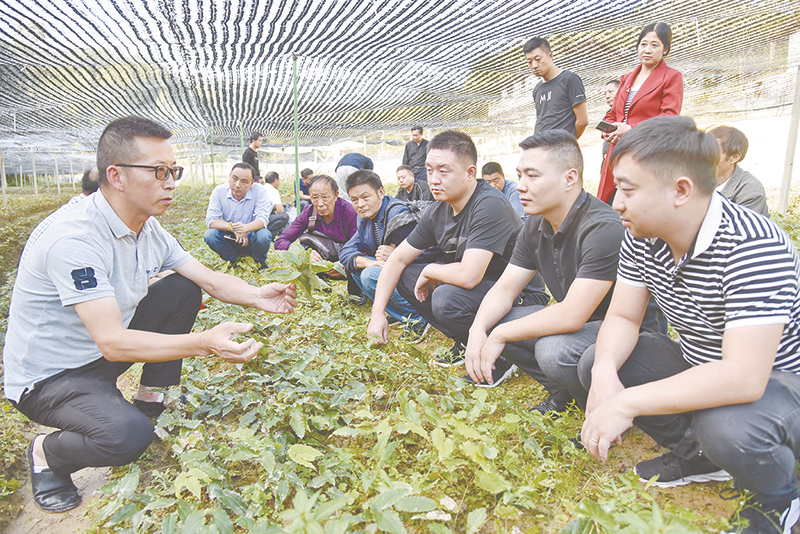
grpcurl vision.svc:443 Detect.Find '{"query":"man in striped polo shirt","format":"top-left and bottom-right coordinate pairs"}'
top-left (579, 116), bottom-right (800, 534)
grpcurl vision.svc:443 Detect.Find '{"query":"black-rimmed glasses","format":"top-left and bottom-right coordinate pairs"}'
top-left (115, 164), bottom-right (184, 181)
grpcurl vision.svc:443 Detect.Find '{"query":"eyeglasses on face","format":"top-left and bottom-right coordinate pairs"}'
top-left (115, 164), bottom-right (184, 182)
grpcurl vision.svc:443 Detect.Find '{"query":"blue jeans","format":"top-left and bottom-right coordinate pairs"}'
top-left (498, 305), bottom-right (602, 407)
top-left (354, 263), bottom-right (425, 326)
top-left (204, 228), bottom-right (272, 266)
top-left (579, 332), bottom-right (800, 508)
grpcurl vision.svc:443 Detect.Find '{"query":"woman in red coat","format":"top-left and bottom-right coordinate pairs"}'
top-left (597, 22), bottom-right (684, 202)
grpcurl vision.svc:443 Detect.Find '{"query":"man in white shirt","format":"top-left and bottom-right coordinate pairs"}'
top-left (263, 171), bottom-right (291, 235)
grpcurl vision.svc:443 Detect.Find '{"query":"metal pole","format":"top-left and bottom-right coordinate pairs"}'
top-left (778, 66), bottom-right (800, 214)
top-left (240, 123), bottom-right (245, 157)
top-left (69, 159), bottom-right (76, 191)
top-left (0, 148), bottom-right (6, 205)
top-left (32, 151), bottom-right (38, 196)
top-left (293, 55), bottom-right (300, 209)
top-left (55, 159), bottom-right (61, 194)
top-left (197, 135), bottom-right (207, 194)
top-left (209, 128), bottom-right (216, 186)
top-left (19, 165), bottom-right (23, 188)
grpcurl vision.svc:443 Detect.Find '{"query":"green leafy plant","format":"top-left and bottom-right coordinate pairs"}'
top-left (3, 186), bottom-right (797, 532)
top-left (270, 242), bottom-right (345, 298)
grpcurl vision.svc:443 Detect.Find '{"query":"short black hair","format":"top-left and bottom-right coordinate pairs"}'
top-left (346, 169), bottom-right (383, 194)
top-left (96, 116), bottom-right (172, 185)
top-left (300, 168), bottom-right (314, 178)
top-left (611, 116), bottom-right (719, 195)
top-left (481, 162), bottom-right (503, 176)
top-left (231, 162), bottom-right (255, 180)
top-left (606, 79), bottom-right (621, 88)
top-left (81, 167), bottom-right (99, 195)
top-left (396, 164), bottom-right (413, 174)
top-left (264, 171), bottom-right (279, 184)
top-left (308, 174), bottom-right (338, 194)
top-left (428, 130), bottom-right (478, 166)
top-left (411, 126), bottom-right (423, 134)
top-left (637, 22), bottom-right (672, 56)
top-left (250, 131), bottom-right (262, 141)
top-left (523, 37), bottom-right (551, 55)
top-left (707, 125), bottom-right (749, 162)
top-left (519, 130), bottom-right (584, 182)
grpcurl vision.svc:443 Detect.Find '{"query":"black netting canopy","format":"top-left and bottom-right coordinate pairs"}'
top-left (1, 0), bottom-right (799, 174)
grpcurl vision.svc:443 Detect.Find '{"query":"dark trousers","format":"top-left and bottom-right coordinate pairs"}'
top-left (13, 273), bottom-right (201, 476)
top-left (413, 168), bottom-right (427, 183)
top-left (579, 332), bottom-right (800, 508)
top-left (396, 263), bottom-right (549, 345)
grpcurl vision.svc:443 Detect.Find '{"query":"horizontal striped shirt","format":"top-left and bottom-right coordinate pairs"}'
top-left (618, 193), bottom-right (800, 372)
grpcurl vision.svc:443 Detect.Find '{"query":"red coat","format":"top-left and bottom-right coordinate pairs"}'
top-left (597, 60), bottom-right (683, 202)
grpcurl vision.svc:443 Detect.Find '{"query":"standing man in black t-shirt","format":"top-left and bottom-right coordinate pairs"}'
top-left (524, 37), bottom-right (588, 139)
top-left (402, 126), bottom-right (429, 183)
top-left (466, 131), bottom-right (635, 402)
top-left (243, 131), bottom-right (263, 182)
top-left (367, 131), bottom-right (548, 374)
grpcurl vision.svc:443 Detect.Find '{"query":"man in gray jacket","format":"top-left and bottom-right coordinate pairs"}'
top-left (707, 125), bottom-right (768, 217)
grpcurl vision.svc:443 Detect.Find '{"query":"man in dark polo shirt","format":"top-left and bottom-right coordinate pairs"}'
top-left (367, 130), bottom-right (548, 372)
top-left (466, 130), bottom-right (655, 402)
top-left (402, 126), bottom-right (429, 183)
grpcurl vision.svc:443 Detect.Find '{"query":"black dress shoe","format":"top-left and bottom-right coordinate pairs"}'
top-left (27, 439), bottom-right (81, 513)
top-left (133, 393), bottom-right (188, 419)
top-left (133, 399), bottom-right (166, 418)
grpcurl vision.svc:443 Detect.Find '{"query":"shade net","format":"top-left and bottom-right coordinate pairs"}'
top-left (0, 0), bottom-right (799, 174)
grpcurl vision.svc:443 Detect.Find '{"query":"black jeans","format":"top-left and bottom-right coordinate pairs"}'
top-left (579, 332), bottom-right (800, 508)
top-left (396, 263), bottom-right (549, 345)
top-left (13, 273), bottom-right (201, 476)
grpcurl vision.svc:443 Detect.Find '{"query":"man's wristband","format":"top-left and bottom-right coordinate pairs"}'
top-left (228, 222), bottom-right (233, 231)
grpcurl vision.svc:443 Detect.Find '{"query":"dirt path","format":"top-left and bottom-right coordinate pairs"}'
top-left (4, 461), bottom-right (108, 534)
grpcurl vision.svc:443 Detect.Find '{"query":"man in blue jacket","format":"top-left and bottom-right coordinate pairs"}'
top-left (340, 170), bottom-right (430, 342)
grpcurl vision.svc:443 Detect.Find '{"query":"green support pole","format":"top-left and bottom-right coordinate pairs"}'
top-left (293, 55), bottom-right (300, 210)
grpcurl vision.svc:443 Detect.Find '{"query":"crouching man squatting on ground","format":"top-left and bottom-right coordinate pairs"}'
top-left (2, 116), bottom-right (296, 513)
top-left (580, 116), bottom-right (800, 534)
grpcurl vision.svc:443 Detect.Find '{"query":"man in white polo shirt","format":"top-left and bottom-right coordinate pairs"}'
top-left (580, 116), bottom-right (800, 534)
top-left (262, 171), bottom-right (291, 235)
top-left (3, 116), bottom-right (296, 514)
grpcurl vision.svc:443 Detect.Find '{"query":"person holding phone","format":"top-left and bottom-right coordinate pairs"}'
top-left (596, 22), bottom-right (683, 203)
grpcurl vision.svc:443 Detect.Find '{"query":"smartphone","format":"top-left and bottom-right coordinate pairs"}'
top-left (223, 232), bottom-right (237, 242)
top-left (595, 121), bottom-right (617, 133)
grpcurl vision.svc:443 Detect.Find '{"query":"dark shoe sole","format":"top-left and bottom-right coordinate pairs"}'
top-left (431, 357), bottom-right (465, 368)
top-left (634, 466), bottom-right (732, 488)
top-left (27, 438), bottom-right (81, 513)
top-left (461, 363), bottom-right (517, 388)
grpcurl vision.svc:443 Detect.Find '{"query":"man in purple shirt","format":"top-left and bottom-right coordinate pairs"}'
top-left (275, 175), bottom-right (360, 296)
top-left (275, 175), bottom-right (357, 252)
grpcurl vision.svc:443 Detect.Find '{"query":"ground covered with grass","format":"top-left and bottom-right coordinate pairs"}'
top-left (1, 184), bottom-right (799, 533)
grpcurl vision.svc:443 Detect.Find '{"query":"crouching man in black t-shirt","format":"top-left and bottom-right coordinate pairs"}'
top-left (367, 131), bottom-right (548, 378)
top-left (465, 130), bottom-right (664, 408)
